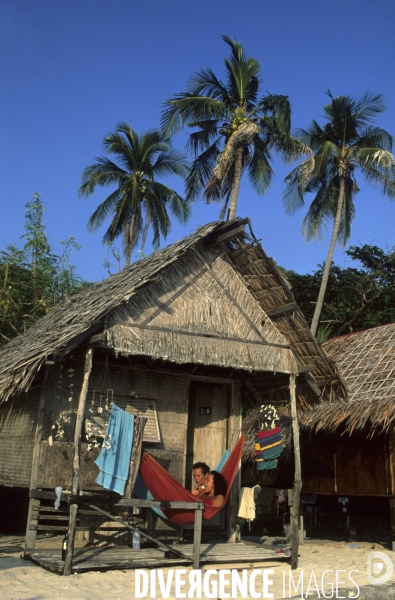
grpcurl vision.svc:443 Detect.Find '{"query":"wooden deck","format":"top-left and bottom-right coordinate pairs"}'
top-left (24, 541), bottom-right (287, 574)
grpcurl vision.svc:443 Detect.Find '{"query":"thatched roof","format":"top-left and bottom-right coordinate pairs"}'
top-left (0, 218), bottom-right (343, 404)
top-left (300, 323), bottom-right (395, 434)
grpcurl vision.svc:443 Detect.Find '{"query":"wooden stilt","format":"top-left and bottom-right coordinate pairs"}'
top-left (227, 382), bottom-right (242, 543)
top-left (389, 498), bottom-right (395, 552)
top-left (289, 374), bottom-right (302, 570)
top-left (63, 347), bottom-right (93, 576)
top-left (193, 508), bottom-right (203, 569)
top-left (25, 367), bottom-right (49, 553)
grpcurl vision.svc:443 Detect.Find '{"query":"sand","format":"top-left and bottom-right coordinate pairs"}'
top-left (1, 534), bottom-right (395, 599)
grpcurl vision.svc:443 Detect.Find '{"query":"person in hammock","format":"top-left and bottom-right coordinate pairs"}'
top-left (203, 470), bottom-right (227, 507)
top-left (191, 461), bottom-right (210, 497)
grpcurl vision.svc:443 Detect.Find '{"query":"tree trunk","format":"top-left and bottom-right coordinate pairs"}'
top-left (228, 146), bottom-right (243, 220)
top-left (124, 211), bottom-right (137, 267)
top-left (124, 245), bottom-right (132, 267)
top-left (289, 374), bottom-right (302, 569)
top-left (310, 177), bottom-right (346, 337)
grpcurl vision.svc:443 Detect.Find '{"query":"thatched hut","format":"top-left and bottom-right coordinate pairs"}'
top-left (0, 218), bottom-right (342, 569)
top-left (298, 324), bottom-right (395, 542)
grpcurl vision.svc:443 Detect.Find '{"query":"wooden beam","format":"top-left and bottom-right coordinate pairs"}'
top-left (25, 367), bottom-right (49, 553)
top-left (68, 496), bottom-right (204, 510)
top-left (302, 372), bottom-right (322, 397)
top-left (205, 224), bottom-right (246, 247)
top-left (297, 364), bottom-right (317, 374)
top-left (44, 323), bottom-right (102, 364)
top-left (227, 382), bottom-right (242, 543)
top-left (88, 333), bottom-right (106, 345)
top-left (204, 219), bottom-right (249, 247)
top-left (265, 302), bottom-right (297, 317)
top-left (30, 489), bottom-right (73, 501)
top-left (63, 347), bottom-right (94, 576)
top-left (313, 378), bottom-right (333, 387)
top-left (86, 504), bottom-right (192, 561)
top-left (190, 374), bottom-right (235, 384)
top-left (290, 374), bottom-right (302, 570)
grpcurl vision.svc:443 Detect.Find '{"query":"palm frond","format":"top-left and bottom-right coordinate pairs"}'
top-left (188, 68), bottom-right (230, 103)
top-left (355, 126), bottom-right (394, 152)
top-left (79, 159), bottom-right (127, 196)
top-left (152, 150), bottom-right (189, 178)
top-left (86, 188), bottom-right (124, 231)
top-left (261, 94), bottom-right (291, 134)
top-left (283, 156), bottom-right (315, 215)
top-left (161, 95), bottom-right (226, 136)
top-left (185, 141), bottom-right (221, 202)
top-left (247, 135), bottom-right (273, 195)
top-left (152, 181), bottom-right (191, 223)
top-left (357, 159), bottom-right (395, 197)
top-left (186, 128), bottom-right (221, 155)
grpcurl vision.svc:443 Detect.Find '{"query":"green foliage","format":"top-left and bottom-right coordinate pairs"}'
top-left (162, 35), bottom-right (306, 219)
top-left (79, 123), bottom-right (190, 267)
top-left (284, 91), bottom-right (395, 335)
top-left (0, 193), bottom-right (91, 346)
top-left (284, 92), bottom-right (395, 243)
top-left (283, 244), bottom-right (395, 339)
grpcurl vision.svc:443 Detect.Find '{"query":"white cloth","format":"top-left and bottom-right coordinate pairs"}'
top-left (238, 487), bottom-right (256, 521)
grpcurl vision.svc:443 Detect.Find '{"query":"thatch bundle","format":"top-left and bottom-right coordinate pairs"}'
top-left (299, 323), bottom-right (395, 435)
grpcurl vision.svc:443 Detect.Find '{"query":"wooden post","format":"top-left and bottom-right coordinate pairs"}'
top-left (63, 347), bottom-right (93, 576)
top-left (226, 382), bottom-right (242, 542)
top-left (388, 433), bottom-right (395, 550)
top-left (25, 367), bottom-right (49, 553)
top-left (193, 508), bottom-right (203, 569)
top-left (290, 374), bottom-right (302, 570)
top-left (389, 498), bottom-right (395, 552)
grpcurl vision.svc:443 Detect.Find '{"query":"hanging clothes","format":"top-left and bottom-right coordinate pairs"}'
top-left (238, 486), bottom-right (260, 522)
top-left (255, 426), bottom-right (282, 471)
top-left (95, 404), bottom-right (134, 495)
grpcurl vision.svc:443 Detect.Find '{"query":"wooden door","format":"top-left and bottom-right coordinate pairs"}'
top-left (186, 382), bottom-right (229, 529)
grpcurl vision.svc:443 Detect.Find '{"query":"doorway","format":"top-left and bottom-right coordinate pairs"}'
top-left (186, 381), bottom-right (230, 529)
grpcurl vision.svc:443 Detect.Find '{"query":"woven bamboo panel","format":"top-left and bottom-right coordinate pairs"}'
top-left (0, 389), bottom-right (40, 486)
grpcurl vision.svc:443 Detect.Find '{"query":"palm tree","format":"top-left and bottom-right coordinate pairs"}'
top-left (284, 91), bottom-right (395, 336)
top-left (79, 123), bottom-right (190, 267)
top-left (161, 35), bottom-right (302, 220)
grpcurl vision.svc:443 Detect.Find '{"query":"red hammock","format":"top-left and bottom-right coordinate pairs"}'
top-left (139, 436), bottom-right (245, 526)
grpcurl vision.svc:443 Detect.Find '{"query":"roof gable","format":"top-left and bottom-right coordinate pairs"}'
top-left (106, 243), bottom-right (296, 373)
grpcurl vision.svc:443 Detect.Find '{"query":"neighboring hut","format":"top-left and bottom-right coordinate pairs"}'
top-left (300, 323), bottom-right (395, 543)
top-left (0, 218), bottom-right (342, 569)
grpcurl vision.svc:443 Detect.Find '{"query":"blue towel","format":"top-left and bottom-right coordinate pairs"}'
top-left (215, 449), bottom-right (230, 473)
top-left (95, 404), bottom-right (134, 495)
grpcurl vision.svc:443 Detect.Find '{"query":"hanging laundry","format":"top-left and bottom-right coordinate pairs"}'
top-left (124, 416), bottom-right (147, 499)
top-left (95, 404), bottom-right (134, 495)
top-left (238, 487), bottom-right (257, 522)
top-left (255, 426), bottom-right (282, 471)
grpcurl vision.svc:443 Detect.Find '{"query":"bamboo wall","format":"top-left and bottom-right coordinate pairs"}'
top-left (0, 388), bottom-right (40, 487)
top-left (35, 355), bottom-right (190, 489)
top-left (302, 431), bottom-right (394, 496)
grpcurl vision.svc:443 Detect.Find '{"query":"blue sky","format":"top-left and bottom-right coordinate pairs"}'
top-left (1, 0), bottom-right (395, 282)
